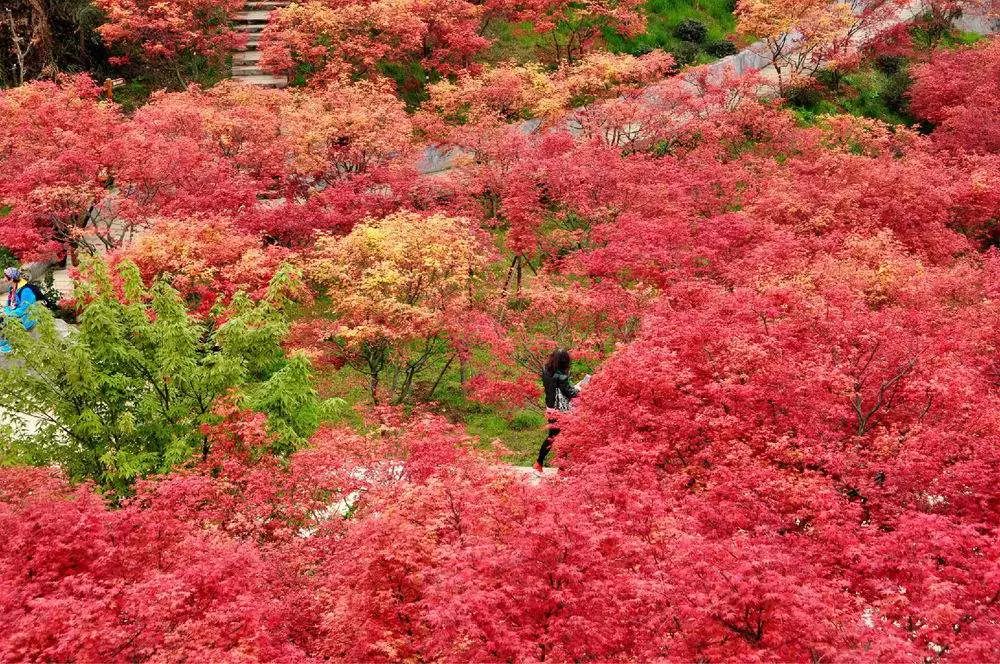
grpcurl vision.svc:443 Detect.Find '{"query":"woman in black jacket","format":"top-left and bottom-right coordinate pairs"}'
top-left (534, 348), bottom-right (579, 472)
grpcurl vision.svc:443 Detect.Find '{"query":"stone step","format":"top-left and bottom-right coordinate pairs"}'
top-left (234, 22), bottom-right (267, 32)
top-left (505, 465), bottom-right (557, 486)
top-left (232, 64), bottom-right (264, 76)
top-left (51, 270), bottom-right (74, 299)
top-left (235, 10), bottom-right (272, 21)
top-left (237, 35), bottom-right (263, 48)
top-left (229, 2), bottom-right (289, 88)
top-left (233, 73), bottom-right (288, 88)
top-left (233, 50), bottom-right (262, 64)
top-left (235, 37), bottom-right (265, 49)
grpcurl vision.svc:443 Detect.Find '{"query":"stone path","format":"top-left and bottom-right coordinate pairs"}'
top-left (418, 4), bottom-right (997, 173)
top-left (52, 267), bottom-right (72, 297)
top-left (46, 217), bottom-right (135, 299)
top-left (0, 407), bottom-right (43, 438)
top-left (506, 464), bottom-right (558, 485)
top-left (232, 1), bottom-right (289, 88)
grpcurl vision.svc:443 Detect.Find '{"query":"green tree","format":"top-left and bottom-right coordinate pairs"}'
top-left (0, 261), bottom-right (335, 493)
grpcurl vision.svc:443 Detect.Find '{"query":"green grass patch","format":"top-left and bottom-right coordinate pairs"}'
top-left (786, 62), bottom-right (916, 127)
top-left (604, 0), bottom-right (737, 66)
top-left (380, 61), bottom-right (437, 110)
top-left (312, 358), bottom-right (548, 467)
top-left (465, 411), bottom-right (546, 466)
top-left (305, 331), bottom-right (569, 468)
top-left (481, 20), bottom-right (554, 65)
top-left (910, 17), bottom-right (985, 51)
top-left (946, 30), bottom-right (986, 47)
top-left (785, 20), bottom-right (985, 129)
top-left (415, 348), bottom-right (550, 466)
top-left (482, 1), bottom-right (737, 68)
top-left (107, 53), bottom-right (230, 112)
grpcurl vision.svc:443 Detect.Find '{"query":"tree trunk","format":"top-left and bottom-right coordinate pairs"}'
top-left (26, 0), bottom-right (54, 75)
top-left (3, 0), bottom-right (54, 82)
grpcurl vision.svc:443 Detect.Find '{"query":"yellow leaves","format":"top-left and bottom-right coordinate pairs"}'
top-left (299, 211), bottom-right (491, 344)
top-left (280, 78), bottom-right (413, 177)
top-left (736, 0), bottom-right (819, 37)
top-left (133, 76), bottom-right (412, 181)
top-left (422, 61), bottom-right (562, 125)
top-left (736, 0), bottom-right (854, 53)
top-left (419, 51), bottom-right (672, 129)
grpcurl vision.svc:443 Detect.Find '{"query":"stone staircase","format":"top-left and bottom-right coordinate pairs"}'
top-left (232, 1), bottom-right (289, 88)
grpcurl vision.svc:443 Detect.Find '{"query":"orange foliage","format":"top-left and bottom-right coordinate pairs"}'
top-left (736, 0), bottom-right (854, 91)
top-left (417, 51), bottom-right (674, 136)
top-left (293, 211), bottom-right (496, 402)
top-left (118, 216), bottom-right (296, 314)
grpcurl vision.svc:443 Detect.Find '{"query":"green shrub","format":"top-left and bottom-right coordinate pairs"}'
top-left (674, 18), bottom-right (708, 44)
top-left (0, 247), bottom-right (17, 273)
top-left (672, 41), bottom-right (701, 67)
top-left (705, 39), bottom-right (738, 57)
top-left (874, 54), bottom-right (907, 75)
top-left (602, 0), bottom-right (737, 63)
top-left (881, 70), bottom-right (914, 119)
top-left (0, 261), bottom-right (334, 494)
top-left (814, 67), bottom-right (847, 91)
top-left (784, 83), bottom-right (824, 109)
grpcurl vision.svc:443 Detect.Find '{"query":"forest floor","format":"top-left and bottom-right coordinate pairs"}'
top-left (311, 353), bottom-right (555, 466)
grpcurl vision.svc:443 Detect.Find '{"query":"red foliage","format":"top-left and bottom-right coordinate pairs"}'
top-left (0, 75), bottom-right (122, 260)
top-left (124, 82), bottom-right (289, 196)
top-left (94, 0), bottom-right (246, 63)
top-left (115, 215), bottom-right (296, 314)
top-left (0, 413), bottom-right (513, 661)
top-left (259, 0), bottom-right (490, 84)
top-left (117, 79), bottom-right (416, 246)
top-left (910, 36), bottom-right (1000, 153)
top-left (6, 27), bottom-right (1000, 663)
top-left (0, 467), bottom-right (306, 661)
top-left (0, 76), bottom-right (419, 268)
top-left (549, 260), bottom-right (1000, 657)
top-left (464, 373), bottom-right (541, 408)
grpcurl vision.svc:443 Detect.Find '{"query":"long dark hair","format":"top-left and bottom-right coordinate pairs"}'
top-left (544, 348), bottom-right (571, 375)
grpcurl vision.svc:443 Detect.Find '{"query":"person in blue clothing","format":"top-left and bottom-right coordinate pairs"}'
top-left (0, 267), bottom-right (38, 353)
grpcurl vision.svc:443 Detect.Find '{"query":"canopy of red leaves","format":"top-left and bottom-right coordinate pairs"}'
top-left (3, 29), bottom-right (1000, 664)
top-left (94, 0), bottom-right (246, 63)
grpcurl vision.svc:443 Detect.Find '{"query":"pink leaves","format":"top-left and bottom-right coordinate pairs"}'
top-left (0, 413), bottom-right (496, 661)
top-left (116, 215), bottom-right (295, 315)
top-left (94, 0), bottom-right (246, 63)
top-left (259, 0), bottom-right (491, 84)
top-left (465, 374), bottom-right (541, 408)
top-left (4, 22), bottom-right (1000, 663)
top-left (0, 76), bottom-right (122, 261)
top-left (911, 36), bottom-right (1000, 154)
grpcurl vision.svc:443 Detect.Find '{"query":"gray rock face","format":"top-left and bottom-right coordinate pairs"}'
top-left (20, 261), bottom-right (51, 282)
